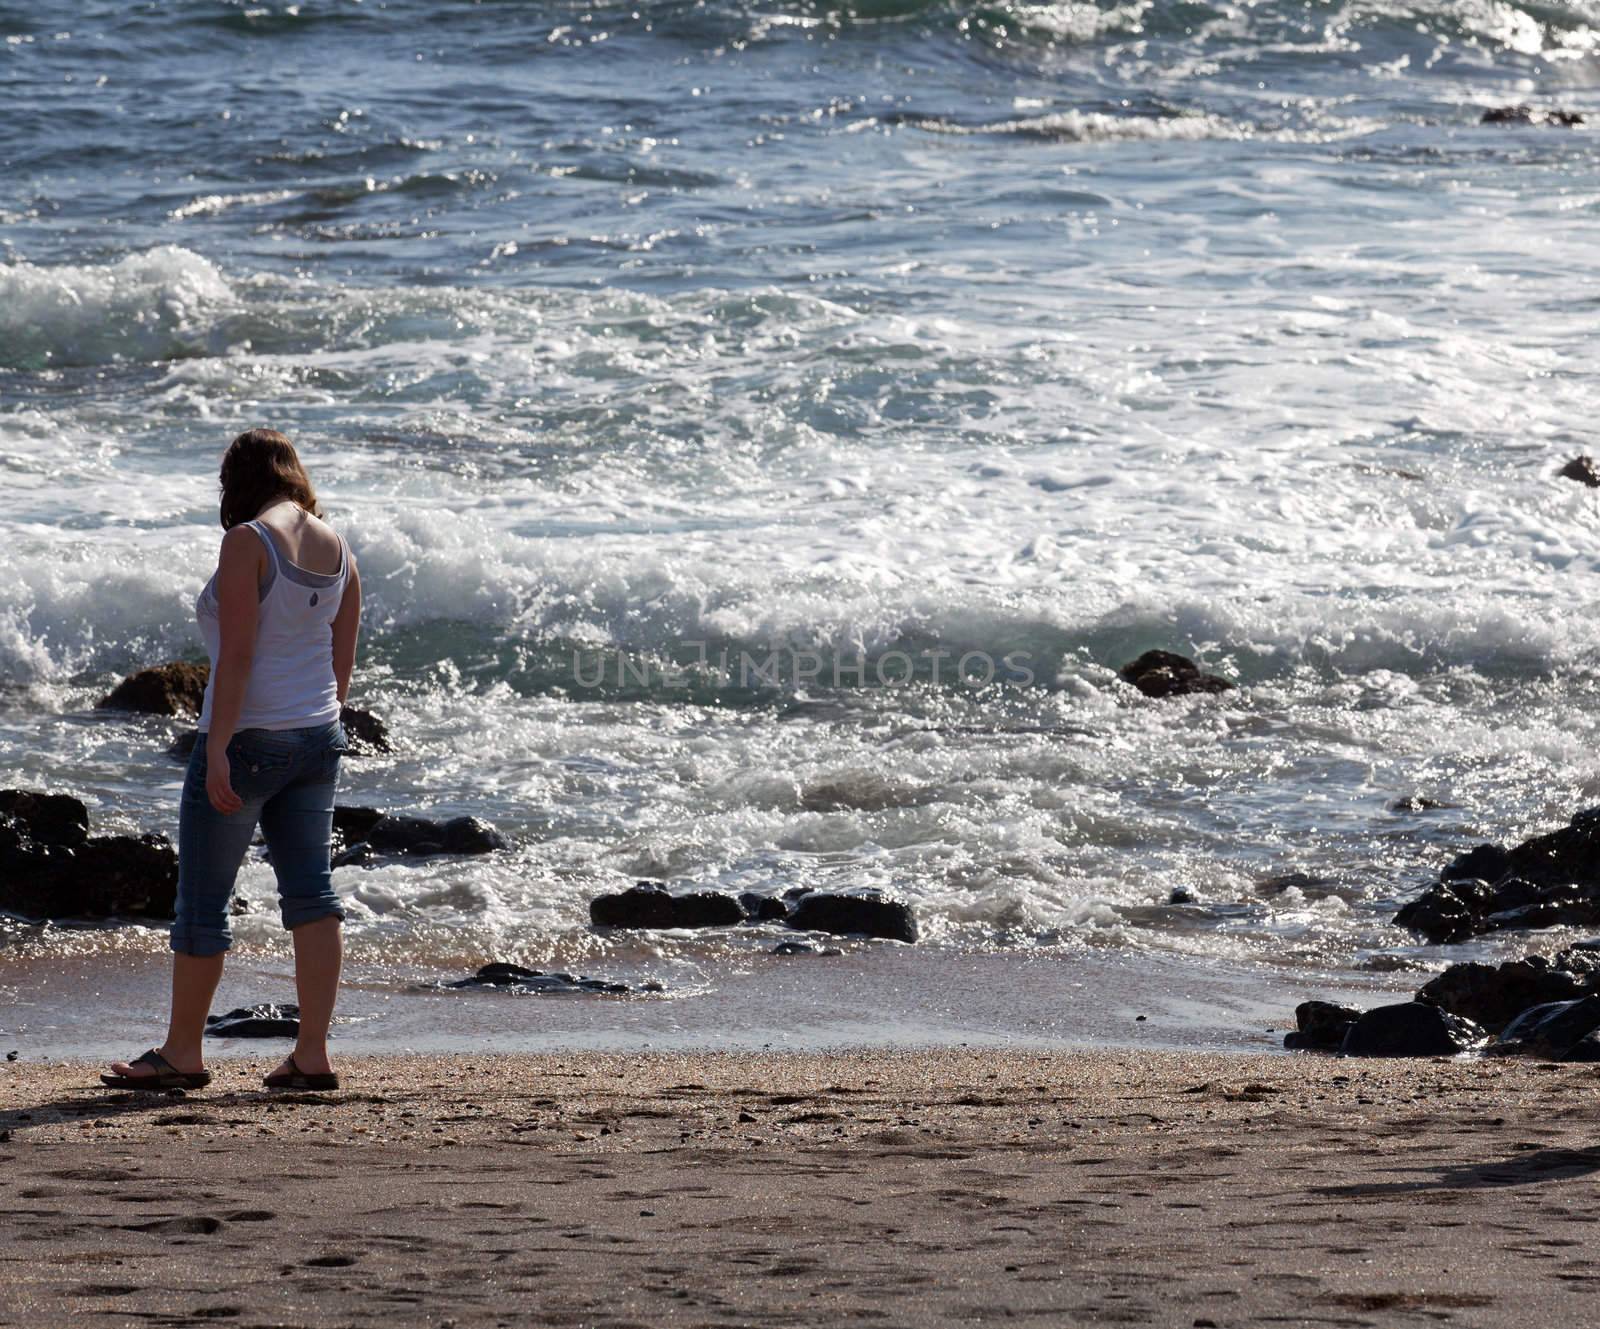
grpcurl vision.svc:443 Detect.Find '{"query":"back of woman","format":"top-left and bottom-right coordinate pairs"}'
top-left (104, 428), bottom-right (363, 1094)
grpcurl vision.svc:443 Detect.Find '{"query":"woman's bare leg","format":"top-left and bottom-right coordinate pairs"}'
top-left (282, 915), bottom-right (342, 1075)
top-left (109, 952), bottom-right (224, 1077)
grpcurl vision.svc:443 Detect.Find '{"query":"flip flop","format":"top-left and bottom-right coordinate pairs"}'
top-left (100, 1048), bottom-right (212, 1092)
top-left (263, 1053), bottom-right (339, 1091)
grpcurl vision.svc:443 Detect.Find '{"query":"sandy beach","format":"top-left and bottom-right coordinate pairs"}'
top-left (4, 1048), bottom-right (1599, 1327)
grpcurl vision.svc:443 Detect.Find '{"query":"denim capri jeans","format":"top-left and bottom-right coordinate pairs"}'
top-left (172, 721), bottom-right (349, 956)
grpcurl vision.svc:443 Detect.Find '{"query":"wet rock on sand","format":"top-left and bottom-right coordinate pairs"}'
top-left (207, 1004), bottom-right (300, 1038)
top-left (0, 788), bottom-right (177, 922)
top-left (1491, 997), bottom-right (1600, 1062)
top-left (1558, 455), bottom-right (1600, 488)
top-left (1282, 1000), bottom-right (1361, 1052)
top-left (1339, 1001), bottom-right (1488, 1057)
top-left (1118, 650), bottom-right (1234, 700)
top-left (446, 963), bottom-right (649, 995)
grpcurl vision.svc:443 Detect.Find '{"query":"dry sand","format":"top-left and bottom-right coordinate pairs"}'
top-left (3, 1048), bottom-right (1599, 1327)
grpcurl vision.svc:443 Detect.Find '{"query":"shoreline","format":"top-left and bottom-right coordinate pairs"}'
top-left (6, 1048), bottom-right (1600, 1326)
top-left (0, 940), bottom-right (1423, 1061)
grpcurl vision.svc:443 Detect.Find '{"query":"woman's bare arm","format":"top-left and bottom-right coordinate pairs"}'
top-left (331, 554), bottom-right (361, 705)
top-left (205, 526), bottom-right (265, 813)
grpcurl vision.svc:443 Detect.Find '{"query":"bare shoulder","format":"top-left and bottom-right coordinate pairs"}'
top-left (219, 524), bottom-right (265, 562)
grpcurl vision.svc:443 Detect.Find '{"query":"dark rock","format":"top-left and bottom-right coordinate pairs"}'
top-left (1283, 999), bottom-right (1362, 1052)
top-left (442, 816), bottom-right (507, 855)
top-left (97, 662), bottom-right (210, 716)
top-left (1481, 104), bottom-right (1584, 127)
top-left (1167, 886), bottom-right (1200, 905)
top-left (1391, 795), bottom-right (1448, 813)
top-left (770, 941), bottom-right (842, 956)
top-left (1339, 1001), bottom-right (1487, 1057)
top-left (1118, 650), bottom-right (1235, 700)
top-left (331, 842), bottom-right (376, 869)
top-left (1558, 455), bottom-right (1600, 488)
top-left (350, 812), bottom-right (506, 858)
top-left (589, 883), bottom-right (745, 930)
top-left (446, 963), bottom-right (631, 995)
top-left (339, 705), bottom-right (392, 755)
top-left (0, 790), bottom-right (89, 847)
top-left (1441, 844), bottom-right (1511, 883)
top-left (1492, 996), bottom-right (1600, 1060)
top-left (206, 1003), bottom-right (300, 1039)
top-left (1561, 1030), bottom-right (1600, 1062)
top-left (739, 891), bottom-right (790, 922)
top-left (784, 890), bottom-right (918, 943)
top-left (1419, 947), bottom-right (1600, 1031)
top-left (332, 805), bottom-right (384, 850)
top-left (0, 825), bottom-right (178, 922)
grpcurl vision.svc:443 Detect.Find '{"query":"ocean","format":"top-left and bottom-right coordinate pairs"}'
top-left (4, 0), bottom-right (1600, 1055)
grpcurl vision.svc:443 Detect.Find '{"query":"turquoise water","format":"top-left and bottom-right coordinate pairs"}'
top-left (3, 1), bottom-right (1600, 1009)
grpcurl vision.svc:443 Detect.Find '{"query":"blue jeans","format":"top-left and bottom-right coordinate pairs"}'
top-left (172, 721), bottom-right (349, 956)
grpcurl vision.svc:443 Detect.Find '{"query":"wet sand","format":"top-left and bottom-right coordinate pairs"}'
top-left (4, 1049), bottom-right (1599, 1327)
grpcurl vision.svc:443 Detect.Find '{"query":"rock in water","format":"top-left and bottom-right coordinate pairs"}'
top-left (1340, 1001), bottom-right (1487, 1057)
top-left (443, 816), bottom-right (507, 855)
top-left (0, 790), bottom-right (88, 847)
top-left (0, 818), bottom-right (177, 922)
top-left (206, 1003), bottom-right (300, 1038)
top-left (1481, 105), bottom-right (1584, 127)
top-left (1118, 650), bottom-right (1234, 699)
top-left (97, 662), bottom-right (210, 716)
top-left (739, 891), bottom-right (790, 922)
top-left (338, 705), bottom-right (392, 754)
top-left (1558, 455), bottom-right (1600, 488)
top-left (332, 805), bottom-right (384, 850)
top-left (446, 963), bottom-right (632, 995)
top-left (1492, 997), bottom-right (1600, 1060)
top-left (589, 883), bottom-right (745, 930)
top-left (784, 890), bottom-right (918, 943)
top-left (1283, 999), bottom-right (1361, 1051)
top-left (1416, 947), bottom-right (1600, 1031)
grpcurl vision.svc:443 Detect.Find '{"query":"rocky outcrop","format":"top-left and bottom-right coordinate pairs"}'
top-left (331, 806), bottom-right (508, 865)
top-left (739, 891), bottom-right (790, 922)
top-left (1118, 650), bottom-right (1234, 700)
top-left (1415, 947), bottom-right (1600, 1032)
top-left (784, 890), bottom-right (919, 943)
top-left (1282, 1000), bottom-right (1361, 1051)
top-left (1339, 1001), bottom-right (1487, 1057)
top-left (1394, 809), bottom-right (1600, 942)
top-left (98, 662), bottom-right (210, 716)
top-left (206, 1003), bottom-right (300, 1038)
top-left (1481, 105), bottom-right (1584, 127)
top-left (589, 883), bottom-right (745, 930)
top-left (445, 963), bottom-right (653, 995)
top-left (0, 789), bottom-right (177, 921)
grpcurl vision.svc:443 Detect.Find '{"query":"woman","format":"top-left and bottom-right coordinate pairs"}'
top-left (104, 429), bottom-right (363, 1092)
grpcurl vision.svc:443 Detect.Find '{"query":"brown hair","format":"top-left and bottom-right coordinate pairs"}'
top-left (218, 428), bottom-right (323, 530)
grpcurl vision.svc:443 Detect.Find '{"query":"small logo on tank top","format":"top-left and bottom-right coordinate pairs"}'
top-left (309, 592), bottom-right (319, 606)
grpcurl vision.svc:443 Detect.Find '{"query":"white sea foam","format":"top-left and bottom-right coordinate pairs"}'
top-left (0, 246), bottom-right (237, 369)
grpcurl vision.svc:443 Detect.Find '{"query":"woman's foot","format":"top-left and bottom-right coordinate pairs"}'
top-left (101, 1048), bottom-right (212, 1091)
top-left (263, 1049), bottom-right (339, 1091)
top-left (272, 1048), bottom-right (333, 1079)
top-left (107, 1045), bottom-right (204, 1081)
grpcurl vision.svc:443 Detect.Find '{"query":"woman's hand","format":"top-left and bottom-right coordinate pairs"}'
top-left (205, 746), bottom-right (243, 815)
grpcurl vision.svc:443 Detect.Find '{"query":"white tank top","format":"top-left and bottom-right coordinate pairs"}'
top-left (196, 519), bottom-right (349, 732)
